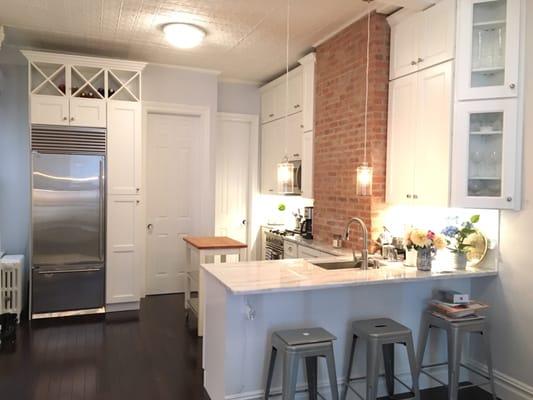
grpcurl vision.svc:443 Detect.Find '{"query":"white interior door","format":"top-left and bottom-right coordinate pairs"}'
top-left (146, 112), bottom-right (202, 295)
top-left (215, 116), bottom-right (251, 246)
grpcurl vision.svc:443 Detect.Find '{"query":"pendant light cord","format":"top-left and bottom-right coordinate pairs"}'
top-left (284, 0), bottom-right (290, 159)
top-left (363, 1), bottom-right (371, 164)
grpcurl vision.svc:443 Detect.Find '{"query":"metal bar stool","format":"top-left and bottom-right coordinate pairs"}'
top-left (265, 327), bottom-right (339, 400)
top-left (342, 318), bottom-right (420, 400)
top-left (416, 311), bottom-right (497, 400)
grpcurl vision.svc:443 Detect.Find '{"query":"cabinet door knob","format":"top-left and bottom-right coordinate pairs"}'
top-left (70, 117), bottom-right (74, 121)
top-left (417, 57), bottom-right (424, 63)
top-left (406, 194), bottom-right (412, 199)
top-left (506, 196), bottom-right (513, 202)
top-left (136, 200), bottom-right (140, 204)
top-left (294, 104), bottom-right (300, 109)
top-left (147, 224), bottom-right (153, 231)
top-left (269, 113), bottom-right (274, 117)
top-left (136, 188), bottom-right (140, 192)
top-left (63, 117), bottom-right (67, 121)
top-left (509, 83), bottom-right (516, 89)
top-left (411, 61), bottom-right (417, 66)
top-left (293, 153), bottom-right (300, 157)
top-left (413, 194), bottom-right (419, 199)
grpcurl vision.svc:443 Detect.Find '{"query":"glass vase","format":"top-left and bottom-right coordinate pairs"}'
top-left (416, 247), bottom-right (432, 271)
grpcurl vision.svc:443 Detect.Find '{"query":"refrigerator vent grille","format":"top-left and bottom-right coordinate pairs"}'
top-left (31, 126), bottom-right (106, 154)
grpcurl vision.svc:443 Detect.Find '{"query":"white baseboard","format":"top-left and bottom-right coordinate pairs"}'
top-left (466, 360), bottom-right (533, 400)
top-left (106, 301), bottom-right (140, 313)
top-left (224, 366), bottom-right (449, 400)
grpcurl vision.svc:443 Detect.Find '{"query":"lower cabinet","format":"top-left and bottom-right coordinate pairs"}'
top-left (283, 240), bottom-right (298, 259)
top-left (297, 245), bottom-right (332, 259)
top-left (106, 195), bottom-right (142, 307)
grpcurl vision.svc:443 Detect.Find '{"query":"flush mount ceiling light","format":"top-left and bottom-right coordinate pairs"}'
top-left (163, 23), bottom-right (206, 49)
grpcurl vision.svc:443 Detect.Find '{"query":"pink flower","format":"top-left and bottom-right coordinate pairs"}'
top-left (427, 231), bottom-right (436, 240)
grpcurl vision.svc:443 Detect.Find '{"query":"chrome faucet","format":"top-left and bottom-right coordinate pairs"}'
top-left (342, 217), bottom-right (370, 270)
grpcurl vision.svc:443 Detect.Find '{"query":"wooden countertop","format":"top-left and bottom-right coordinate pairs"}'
top-left (183, 236), bottom-right (247, 250)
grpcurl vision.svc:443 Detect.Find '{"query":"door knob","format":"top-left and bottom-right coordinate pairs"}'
top-left (147, 224), bottom-right (153, 230)
top-left (242, 219), bottom-right (247, 226)
top-left (411, 61), bottom-right (417, 66)
top-left (70, 117), bottom-right (75, 121)
top-left (417, 57), bottom-right (424, 63)
top-left (506, 196), bottom-right (513, 202)
top-left (509, 83), bottom-right (516, 89)
top-left (63, 117), bottom-right (67, 121)
top-left (413, 194), bottom-right (419, 199)
top-left (406, 194), bottom-right (412, 199)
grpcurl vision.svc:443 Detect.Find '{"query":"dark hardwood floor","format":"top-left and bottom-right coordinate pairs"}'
top-left (1, 294), bottom-right (496, 400)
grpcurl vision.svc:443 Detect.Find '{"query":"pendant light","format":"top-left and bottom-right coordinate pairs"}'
top-left (277, 0), bottom-right (295, 194)
top-left (356, 0), bottom-right (373, 196)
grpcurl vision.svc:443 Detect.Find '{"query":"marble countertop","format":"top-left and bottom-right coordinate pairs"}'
top-left (201, 257), bottom-right (498, 295)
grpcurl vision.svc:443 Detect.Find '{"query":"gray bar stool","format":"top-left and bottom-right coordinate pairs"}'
top-left (417, 311), bottom-right (497, 400)
top-left (342, 318), bottom-right (420, 400)
top-left (264, 327), bottom-right (339, 400)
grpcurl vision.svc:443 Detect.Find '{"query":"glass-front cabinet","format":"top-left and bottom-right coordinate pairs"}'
top-left (456, 0), bottom-right (521, 100)
top-left (452, 99), bottom-right (518, 209)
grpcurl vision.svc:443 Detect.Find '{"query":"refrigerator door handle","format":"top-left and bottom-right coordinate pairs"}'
top-left (37, 268), bottom-right (102, 275)
top-left (99, 158), bottom-right (105, 262)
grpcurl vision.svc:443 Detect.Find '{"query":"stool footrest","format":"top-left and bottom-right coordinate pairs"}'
top-left (346, 373), bottom-right (417, 400)
top-left (420, 363), bottom-right (493, 390)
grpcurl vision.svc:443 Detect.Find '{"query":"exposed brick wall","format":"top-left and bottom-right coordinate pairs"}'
top-left (313, 12), bottom-right (390, 248)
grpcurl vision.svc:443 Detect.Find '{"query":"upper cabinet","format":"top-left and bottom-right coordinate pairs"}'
top-left (389, 0), bottom-right (456, 80)
top-left (23, 50), bottom-right (145, 128)
top-left (451, 99), bottom-right (519, 209)
top-left (387, 62), bottom-right (453, 207)
top-left (260, 54), bottom-right (316, 196)
top-left (455, 0), bottom-right (521, 100)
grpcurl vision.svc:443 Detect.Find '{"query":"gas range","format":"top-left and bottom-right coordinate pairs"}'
top-left (264, 229), bottom-right (300, 260)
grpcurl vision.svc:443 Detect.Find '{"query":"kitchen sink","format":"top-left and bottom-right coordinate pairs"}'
top-left (313, 258), bottom-right (384, 270)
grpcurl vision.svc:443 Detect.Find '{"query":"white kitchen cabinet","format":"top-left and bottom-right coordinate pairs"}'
top-left (283, 240), bottom-right (298, 259)
top-left (69, 97), bottom-right (107, 128)
top-left (387, 61), bottom-right (453, 206)
top-left (297, 245), bottom-right (332, 259)
top-left (287, 71), bottom-right (303, 115)
top-left (106, 196), bottom-right (141, 305)
top-left (30, 95), bottom-right (69, 125)
top-left (301, 131), bottom-right (314, 198)
top-left (261, 89), bottom-right (276, 123)
top-left (286, 112), bottom-right (303, 160)
top-left (107, 101), bottom-right (142, 195)
top-left (300, 53), bottom-right (316, 133)
top-left (455, 0), bottom-right (521, 100)
top-left (389, 0), bottom-right (456, 80)
top-left (451, 98), bottom-right (519, 209)
top-left (261, 119), bottom-right (285, 194)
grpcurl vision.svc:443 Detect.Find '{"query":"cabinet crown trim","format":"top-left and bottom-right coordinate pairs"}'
top-left (21, 50), bottom-right (147, 71)
top-left (260, 65), bottom-right (303, 92)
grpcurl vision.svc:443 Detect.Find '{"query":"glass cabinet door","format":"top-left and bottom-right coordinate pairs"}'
top-left (452, 99), bottom-right (518, 209)
top-left (456, 0), bottom-right (521, 100)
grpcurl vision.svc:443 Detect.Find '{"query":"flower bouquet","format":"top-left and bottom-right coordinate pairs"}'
top-left (442, 215), bottom-right (481, 270)
top-left (404, 229), bottom-right (447, 271)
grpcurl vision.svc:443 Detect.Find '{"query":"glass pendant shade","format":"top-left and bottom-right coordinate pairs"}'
top-left (277, 160), bottom-right (295, 194)
top-left (356, 163), bottom-right (373, 196)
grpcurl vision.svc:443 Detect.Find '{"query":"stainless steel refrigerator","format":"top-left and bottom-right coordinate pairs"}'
top-left (31, 125), bottom-right (106, 317)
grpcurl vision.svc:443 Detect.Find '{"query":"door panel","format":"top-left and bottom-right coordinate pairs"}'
top-left (389, 13), bottom-right (420, 80)
top-left (107, 101), bottom-right (141, 195)
top-left (70, 98), bottom-right (107, 128)
top-left (32, 153), bottom-right (104, 266)
top-left (261, 119), bottom-right (285, 194)
top-left (31, 95), bottom-right (69, 125)
top-left (146, 113), bottom-right (203, 295)
top-left (386, 74), bottom-right (418, 204)
top-left (419, 0), bottom-right (456, 70)
top-left (414, 62), bottom-right (453, 206)
top-left (215, 117), bottom-right (251, 245)
top-left (106, 196), bottom-right (139, 303)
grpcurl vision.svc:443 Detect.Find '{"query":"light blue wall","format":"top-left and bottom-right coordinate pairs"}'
top-left (217, 81), bottom-right (260, 115)
top-left (0, 58), bottom-right (30, 260)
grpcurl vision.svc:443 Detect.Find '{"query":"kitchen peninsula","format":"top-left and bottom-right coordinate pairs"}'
top-left (201, 257), bottom-right (497, 400)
